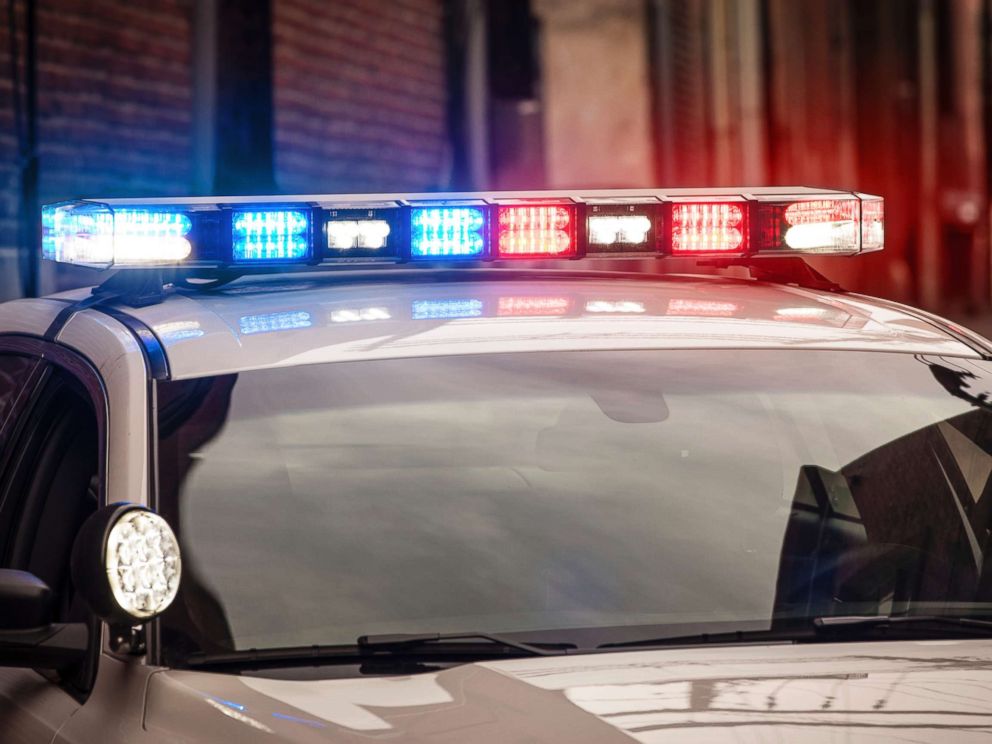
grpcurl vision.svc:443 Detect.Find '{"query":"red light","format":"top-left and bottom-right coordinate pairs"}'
top-left (861, 198), bottom-right (884, 250)
top-left (784, 199), bottom-right (856, 225)
top-left (666, 298), bottom-right (739, 317)
top-left (497, 206), bottom-right (576, 258)
top-left (671, 203), bottom-right (745, 255)
top-left (497, 296), bottom-right (572, 316)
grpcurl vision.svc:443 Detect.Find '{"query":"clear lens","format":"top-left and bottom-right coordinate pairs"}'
top-left (861, 198), bottom-right (884, 250)
top-left (232, 210), bottom-right (310, 262)
top-left (410, 207), bottom-right (486, 258)
top-left (781, 200), bottom-right (858, 253)
top-left (326, 219), bottom-right (391, 250)
top-left (588, 215), bottom-right (652, 246)
top-left (42, 204), bottom-right (192, 267)
top-left (105, 509), bottom-right (181, 620)
top-left (671, 203), bottom-right (745, 255)
top-left (496, 206), bottom-right (576, 258)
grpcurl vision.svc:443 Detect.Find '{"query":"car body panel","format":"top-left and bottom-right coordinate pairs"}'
top-left (3, 269), bottom-right (992, 742)
top-left (52, 655), bottom-right (160, 744)
top-left (138, 640), bottom-right (992, 742)
top-left (113, 272), bottom-right (980, 381)
top-left (0, 297), bottom-right (69, 337)
top-left (0, 668), bottom-right (80, 744)
top-left (0, 298), bottom-right (149, 505)
top-left (51, 309), bottom-right (151, 506)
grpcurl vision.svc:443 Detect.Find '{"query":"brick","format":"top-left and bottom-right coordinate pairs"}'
top-left (273, 0), bottom-right (448, 193)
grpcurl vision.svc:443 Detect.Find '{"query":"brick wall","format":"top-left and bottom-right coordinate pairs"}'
top-left (0, 0), bottom-right (451, 298)
top-left (272, 0), bottom-right (449, 194)
top-left (0, 0), bottom-right (194, 297)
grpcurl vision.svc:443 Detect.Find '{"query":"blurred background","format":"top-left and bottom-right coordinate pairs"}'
top-left (0, 0), bottom-right (989, 319)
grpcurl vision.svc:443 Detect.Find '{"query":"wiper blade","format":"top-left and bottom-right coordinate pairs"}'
top-left (184, 633), bottom-right (573, 670)
top-left (359, 632), bottom-right (574, 657)
top-left (598, 627), bottom-right (798, 650)
top-left (813, 614), bottom-right (992, 632)
top-left (598, 615), bottom-right (992, 650)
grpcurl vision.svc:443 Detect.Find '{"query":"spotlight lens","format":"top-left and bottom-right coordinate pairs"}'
top-left (105, 510), bottom-right (181, 620)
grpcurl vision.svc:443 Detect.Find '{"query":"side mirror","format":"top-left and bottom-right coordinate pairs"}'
top-left (0, 569), bottom-right (87, 669)
top-left (0, 569), bottom-right (53, 629)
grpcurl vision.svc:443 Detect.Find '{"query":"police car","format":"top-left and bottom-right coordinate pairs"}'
top-left (2, 188), bottom-right (992, 742)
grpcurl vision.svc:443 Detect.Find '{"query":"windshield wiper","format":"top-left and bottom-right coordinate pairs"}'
top-left (184, 633), bottom-right (573, 670)
top-left (358, 632), bottom-right (574, 656)
top-left (813, 614), bottom-right (992, 631)
top-left (598, 614), bottom-right (992, 650)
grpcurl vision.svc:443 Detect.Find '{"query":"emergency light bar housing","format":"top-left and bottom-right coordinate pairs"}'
top-left (42, 187), bottom-right (883, 270)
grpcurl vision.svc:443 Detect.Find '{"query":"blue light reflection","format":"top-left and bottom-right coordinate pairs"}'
top-left (239, 311), bottom-right (313, 335)
top-left (411, 299), bottom-right (484, 320)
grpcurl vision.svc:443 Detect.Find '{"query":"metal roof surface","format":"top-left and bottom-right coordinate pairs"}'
top-left (86, 269), bottom-right (981, 380)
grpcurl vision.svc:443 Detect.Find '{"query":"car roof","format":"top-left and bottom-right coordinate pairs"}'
top-left (54, 269), bottom-right (981, 380)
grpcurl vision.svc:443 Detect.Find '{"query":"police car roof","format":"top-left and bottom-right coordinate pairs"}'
top-left (71, 268), bottom-right (980, 380)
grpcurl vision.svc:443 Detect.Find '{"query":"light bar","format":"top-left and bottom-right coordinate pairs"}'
top-left (410, 207), bottom-right (486, 259)
top-left (586, 203), bottom-right (658, 254)
top-left (324, 208), bottom-right (400, 261)
top-left (670, 203), bottom-right (746, 256)
top-left (496, 205), bottom-right (576, 258)
top-left (754, 197), bottom-right (865, 255)
top-left (232, 210), bottom-right (310, 263)
top-left (327, 220), bottom-right (391, 250)
top-left (589, 215), bottom-right (652, 246)
top-left (861, 197), bottom-right (884, 251)
top-left (40, 188), bottom-right (884, 269)
top-left (42, 204), bottom-right (193, 268)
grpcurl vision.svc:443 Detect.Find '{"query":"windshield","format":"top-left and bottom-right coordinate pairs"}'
top-left (156, 350), bottom-right (992, 663)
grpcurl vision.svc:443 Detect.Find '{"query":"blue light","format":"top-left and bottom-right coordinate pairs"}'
top-left (272, 712), bottom-right (327, 729)
top-left (411, 299), bottom-right (484, 320)
top-left (239, 311), bottom-right (313, 335)
top-left (113, 209), bottom-right (192, 235)
top-left (232, 210), bottom-right (310, 262)
top-left (155, 321), bottom-right (205, 345)
top-left (410, 207), bottom-right (486, 258)
top-left (208, 696), bottom-right (246, 712)
top-left (42, 205), bottom-right (192, 266)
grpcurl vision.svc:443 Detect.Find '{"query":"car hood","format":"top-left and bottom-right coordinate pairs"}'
top-left (144, 639), bottom-right (992, 742)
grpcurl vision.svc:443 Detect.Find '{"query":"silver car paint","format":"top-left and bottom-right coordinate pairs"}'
top-left (123, 274), bottom-right (979, 379)
top-left (127, 640), bottom-right (992, 742)
top-left (2, 273), bottom-right (991, 742)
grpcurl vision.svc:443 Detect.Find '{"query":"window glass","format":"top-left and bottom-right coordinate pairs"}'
top-left (157, 350), bottom-right (992, 658)
top-left (0, 355), bottom-right (36, 446)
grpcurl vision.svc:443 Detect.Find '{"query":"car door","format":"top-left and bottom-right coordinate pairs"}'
top-left (0, 339), bottom-right (106, 744)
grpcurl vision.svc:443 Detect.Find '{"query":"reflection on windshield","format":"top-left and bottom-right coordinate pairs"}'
top-left (155, 350), bottom-right (992, 663)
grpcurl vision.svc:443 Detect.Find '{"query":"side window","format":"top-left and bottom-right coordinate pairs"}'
top-left (0, 354), bottom-right (41, 557)
top-left (0, 354), bottom-right (39, 449)
top-left (0, 364), bottom-right (101, 694)
top-left (3, 370), bottom-right (99, 608)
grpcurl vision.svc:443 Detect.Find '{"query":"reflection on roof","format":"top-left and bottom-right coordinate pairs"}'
top-left (116, 271), bottom-right (979, 379)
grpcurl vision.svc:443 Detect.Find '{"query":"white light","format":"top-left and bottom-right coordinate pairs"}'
top-left (58, 236), bottom-right (193, 266)
top-left (327, 221), bottom-right (360, 248)
top-left (588, 215), bottom-right (652, 245)
top-left (358, 220), bottom-right (391, 248)
top-left (585, 300), bottom-right (646, 314)
top-left (105, 509), bottom-right (181, 620)
top-left (784, 221), bottom-right (857, 252)
top-left (330, 306), bottom-right (392, 323)
top-left (327, 220), bottom-right (391, 249)
top-left (114, 237), bottom-right (193, 265)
